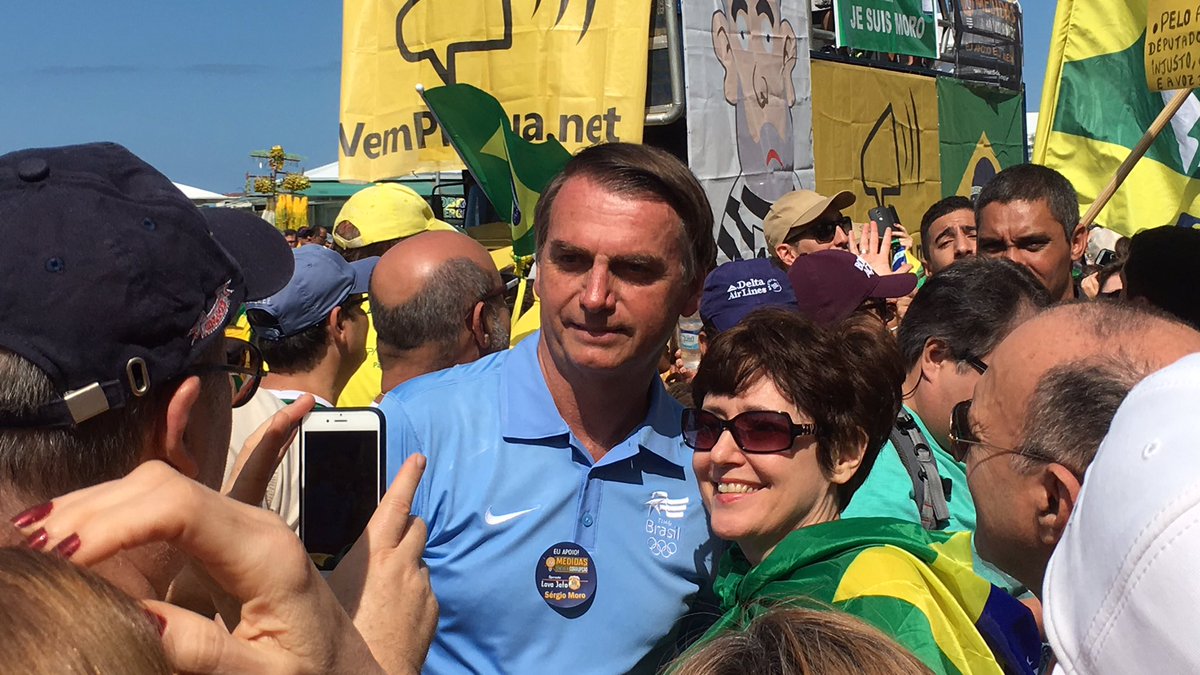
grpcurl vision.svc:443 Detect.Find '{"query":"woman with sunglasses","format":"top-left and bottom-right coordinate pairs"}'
top-left (680, 309), bottom-right (1040, 675)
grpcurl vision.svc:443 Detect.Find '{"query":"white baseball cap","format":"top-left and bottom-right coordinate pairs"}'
top-left (1044, 352), bottom-right (1200, 673)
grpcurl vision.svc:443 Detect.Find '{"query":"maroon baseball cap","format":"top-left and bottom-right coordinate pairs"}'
top-left (787, 249), bottom-right (917, 326)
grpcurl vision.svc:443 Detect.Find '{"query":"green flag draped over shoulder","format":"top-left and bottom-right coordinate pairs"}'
top-left (421, 84), bottom-right (572, 262)
top-left (1034, 0), bottom-right (1200, 235)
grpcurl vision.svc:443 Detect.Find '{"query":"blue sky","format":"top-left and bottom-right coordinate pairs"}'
top-left (0, 1), bottom-right (1056, 193)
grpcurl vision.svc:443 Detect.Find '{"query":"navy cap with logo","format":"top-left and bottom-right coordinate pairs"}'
top-left (787, 249), bottom-right (917, 327)
top-left (700, 259), bottom-right (799, 334)
top-left (0, 142), bottom-right (294, 428)
top-left (247, 246), bottom-right (378, 340)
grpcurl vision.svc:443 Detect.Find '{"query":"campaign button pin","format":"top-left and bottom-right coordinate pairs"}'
top-left (535, 541), bottom-right (597, 615)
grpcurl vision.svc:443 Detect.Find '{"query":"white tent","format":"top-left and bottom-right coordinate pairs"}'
top-left (305, 161), bottom-right (340, 181)
top-left (173, 182), bottom-right (226, 202)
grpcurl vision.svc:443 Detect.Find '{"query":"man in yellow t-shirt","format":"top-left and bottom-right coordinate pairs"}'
top-left (333, 183), bottom-right (458, 407)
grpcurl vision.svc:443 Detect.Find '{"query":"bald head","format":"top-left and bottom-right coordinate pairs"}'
top-left (967, 301), bottom-right (1200, 593)
top-left (983, 302), bottom-right (1200, 443)
top-left (371, 230), bottom-right (500, 309)
top-left (369, 231), bottom-right (510, 390)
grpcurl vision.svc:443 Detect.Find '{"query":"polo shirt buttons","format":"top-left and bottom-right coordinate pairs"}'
top-left (582, 513), bottom-right (594, 527)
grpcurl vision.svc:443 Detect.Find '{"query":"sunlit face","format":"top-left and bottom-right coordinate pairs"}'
top-left (977, 199), bottom-right (1083, 301)
top-left (534, 177), bottom-right (700, 381)
top-left (924, 208), bottom-right (976, 274)
top-left (692, 376), bottom-right (841, 564)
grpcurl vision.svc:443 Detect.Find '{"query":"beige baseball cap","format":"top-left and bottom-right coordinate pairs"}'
top-left (763, 189), bottom-right (856, 250)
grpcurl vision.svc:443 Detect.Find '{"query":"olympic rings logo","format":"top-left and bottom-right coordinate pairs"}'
top-left (648, 537), bottom-right (678, 558)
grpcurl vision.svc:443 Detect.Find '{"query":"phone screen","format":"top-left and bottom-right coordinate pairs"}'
top-left (301, 418), bottom-right (382, 560)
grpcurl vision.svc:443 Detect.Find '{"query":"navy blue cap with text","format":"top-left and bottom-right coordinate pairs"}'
top-left (700, 259), bottom-right (799, 333)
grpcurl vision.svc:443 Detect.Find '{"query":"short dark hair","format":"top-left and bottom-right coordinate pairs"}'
top-left (897, 257), bottom-right (1052, 372)
top-left (534, 143), bottom-right (716, 284)
top-left (284, 229), bottom-right (298, 237)
top-left (692, 308), bottom-right (904, 510)
top-left (248, 313), bottom-right (330, 375)
top-left (975, 164), bottom-right (1080, 240)
top-left (1124, 225), bottom-right (1200, 329)
top-left (1018, 356), bottom-right (1142, 476)
top-left (371, 257), bottom-right (499, 369)
top-left (296, 226), bottom-right (316, 239)
top-left (919, 195), bottom-right (973, 249)
top-left (0, 346), bottom-right (218, 499)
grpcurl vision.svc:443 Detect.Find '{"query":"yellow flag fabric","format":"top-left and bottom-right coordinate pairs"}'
top-left (340, 0), bottom-right (652, 181)
top-left (811, 60), bottom-right (941, 233)
top-left (1034, 0), bottom-right (1200, 234)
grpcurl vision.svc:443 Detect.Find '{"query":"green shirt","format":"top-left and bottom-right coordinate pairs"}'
top-left (842, 406), bottom-right (1027, 595)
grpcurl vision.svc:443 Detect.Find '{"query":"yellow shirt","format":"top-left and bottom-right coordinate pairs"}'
top-left (336, 307), bottom-right (382, 407)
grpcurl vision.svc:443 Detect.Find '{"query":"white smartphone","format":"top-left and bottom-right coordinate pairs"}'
top-left (299, 408), bottom-right (385, 566)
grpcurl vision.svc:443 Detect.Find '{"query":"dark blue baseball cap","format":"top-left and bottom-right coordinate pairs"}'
top-left (247, 246), bottom-right (378, 340)
top-left (0, 142), bottom-right (294, 428)
top-left (700, 259), bottom-right (799, 333)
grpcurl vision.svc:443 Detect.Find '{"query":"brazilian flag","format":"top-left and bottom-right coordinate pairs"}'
top-left (1034, 0), bottom-right (1200, 234)
top-left (937, 78), bottom-right (1026, 200)
top-left (421, 84), bottom-right (572, 261)
top-left (699, 519), bottom-right (1041, 675)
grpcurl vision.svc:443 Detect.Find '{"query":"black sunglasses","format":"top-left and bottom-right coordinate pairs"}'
top-left (788, 215), bottom-right (851, 245)
top-left (184, 337), bottom-right (264, 408)
top-left (961, 355), bottom-right (988, 375)
top-left (948, 399), bottom-right (1066, 468)
top-left (682, 408), bottom-right (817, 454)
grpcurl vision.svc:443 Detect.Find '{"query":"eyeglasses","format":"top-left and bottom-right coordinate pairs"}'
top-left (947, 399), bottom-right (1060, 467)
top-left (184, 337), bottom-right (263, 408)
top-left (787, 215), bottom-right (852, 245)
top-left (858, 298), bottom-right (897, 324)
top-left (682, 408), bottom-right (817, 454)
top-left (961, 355), bottom-right (988, 375)
top-left (341, 294), bottom-right (368, 312)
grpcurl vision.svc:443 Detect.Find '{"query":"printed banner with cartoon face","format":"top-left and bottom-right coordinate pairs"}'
top-left (340, 0), bottom-right (653, 181)
top-left (682, 0), bottom-right (816, 262)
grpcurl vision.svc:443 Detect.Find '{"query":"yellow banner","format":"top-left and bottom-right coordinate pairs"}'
top-left (1145, 0), bottom-right (1200, 91)
top-left (340, 0), bottom-right (652, 181)
top-left (811, 60), bottom-right (941, 233)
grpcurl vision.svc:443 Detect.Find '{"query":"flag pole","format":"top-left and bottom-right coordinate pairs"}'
top-left (1080, 88), bottom-right (1193, 228)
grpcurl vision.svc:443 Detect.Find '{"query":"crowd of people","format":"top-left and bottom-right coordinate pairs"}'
top-left (2, 138), bottom-right (1199, 675)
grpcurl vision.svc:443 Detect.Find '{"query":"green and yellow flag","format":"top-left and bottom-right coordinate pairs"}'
top-left (1034, 0), bottom-right (1200, 235)
top-left (421, 83), bottom-right (571, 263)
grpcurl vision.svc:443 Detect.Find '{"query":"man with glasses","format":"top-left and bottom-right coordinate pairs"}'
top-left (368, 230), bottom-right (510, 397)
top-left (764, 189), bottom-right (855, 268)
top-left (842, 259), bottom-right (1050, 599)
top-left (0, 143), bottom-right (293, 598)
top-left (950, 302), bottom-right (1200, 600)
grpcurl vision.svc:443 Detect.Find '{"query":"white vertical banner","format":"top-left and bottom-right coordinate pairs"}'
top-left (682, 0), bottom-right (815, 262)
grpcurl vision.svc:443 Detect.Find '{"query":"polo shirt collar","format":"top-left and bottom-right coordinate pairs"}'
top-left (499, 332), bottom-right (686, 467)
top-left (500, 332), bottom-right (569, 440)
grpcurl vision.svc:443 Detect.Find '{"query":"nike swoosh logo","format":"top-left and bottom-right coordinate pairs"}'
top-left (484, 506), bottom-right (539, 526)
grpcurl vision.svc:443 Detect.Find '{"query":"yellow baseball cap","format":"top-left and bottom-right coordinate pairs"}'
top-left (763, 189), bottom-right (856, 251)
top-left (333, 183), bottom-right (456, 249)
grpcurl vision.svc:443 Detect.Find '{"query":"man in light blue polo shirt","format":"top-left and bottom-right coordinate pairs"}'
top-left (381, 143), bottom-right (719, 674)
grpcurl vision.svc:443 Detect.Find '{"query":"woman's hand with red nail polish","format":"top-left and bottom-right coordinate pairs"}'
top-left (12, 460), bottom-right (385, 675)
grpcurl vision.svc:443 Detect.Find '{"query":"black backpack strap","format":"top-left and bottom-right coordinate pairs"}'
top-left (890, 410), bottom-right (952, 530)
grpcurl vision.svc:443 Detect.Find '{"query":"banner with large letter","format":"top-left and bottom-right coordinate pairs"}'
top-left (340, 0), bottom-right (652, 181)
top-left (810, 60), bottom-right (940, 233)
top-left (937, 77), bottom-right (1025, 199)
top-left (682, 0), bottom-right (815, 262)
